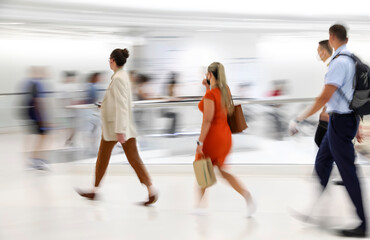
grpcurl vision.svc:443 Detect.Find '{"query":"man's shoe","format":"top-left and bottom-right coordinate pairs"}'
top-left (332, 179), bottom-right (345, 186)
top-left (338, 226), bottom-right (367, 238)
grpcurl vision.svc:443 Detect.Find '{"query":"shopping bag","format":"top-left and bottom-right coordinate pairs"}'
top-left (193, 154), bottom-right (217, 188)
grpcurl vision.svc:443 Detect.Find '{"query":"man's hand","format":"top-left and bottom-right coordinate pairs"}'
top-left (356, 125), bottom-right (364, 143)
top-left (289, 120), bottom-right (299, 136)
top-left (117, 133), bottom-right (126, 144)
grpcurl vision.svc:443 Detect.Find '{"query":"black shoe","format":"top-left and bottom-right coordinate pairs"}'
top-left (332, 179), bottom-right (344, 186)
top-left (338, 226), bottom-right (367, 238)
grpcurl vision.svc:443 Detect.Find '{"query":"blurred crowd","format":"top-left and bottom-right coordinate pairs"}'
top-left (17, 67), bottom-right (187, 169)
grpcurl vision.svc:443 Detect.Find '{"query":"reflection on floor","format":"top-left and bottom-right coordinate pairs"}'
top-left (1, 132), bottom-right (370, 239)
top-left (1, 166), bottom-right (370, 240)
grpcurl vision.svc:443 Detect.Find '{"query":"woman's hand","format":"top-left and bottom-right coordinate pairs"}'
top-left (202, 78), bottom-right (210, 90)
top-left (117, 133), bottom-right (126, 144)
top-left (95, 102), bottom-right (102, 108)
top-left (196, 144), bottom-right (203, 155)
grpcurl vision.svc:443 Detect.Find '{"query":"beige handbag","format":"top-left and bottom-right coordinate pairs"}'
top-left (193, 154), bottom-right (217, 188)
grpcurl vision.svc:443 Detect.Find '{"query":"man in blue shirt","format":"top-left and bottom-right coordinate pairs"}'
top-left (23, 67), bottom-right (50, 170)
top-left (291, 24), bottom-right (367, 237)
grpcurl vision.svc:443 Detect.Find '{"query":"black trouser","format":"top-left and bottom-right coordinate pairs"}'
top-left (315, 113), bottom-right (366, 230)
top-left (314, 120), bottom-right (328, 147)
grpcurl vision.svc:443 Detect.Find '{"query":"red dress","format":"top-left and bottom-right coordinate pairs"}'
top-left (198, 88), bottom-right (232, 167)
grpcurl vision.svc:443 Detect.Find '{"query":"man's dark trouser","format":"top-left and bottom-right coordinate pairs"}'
top-left (314, 120), bottom-right (328, 147)
top-left (315, 113), bottom-right (366, 230)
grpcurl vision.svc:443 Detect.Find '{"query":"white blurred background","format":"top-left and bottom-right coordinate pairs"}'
top-left (1, 0), bottom-right (370, 164)
top-left (2, 2), bottom-right (370, 240)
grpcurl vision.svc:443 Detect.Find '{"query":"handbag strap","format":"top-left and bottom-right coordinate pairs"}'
top-left (227, 86), bottom-right (235, 108)
top-left (195, 153), bottom-right (206, 161)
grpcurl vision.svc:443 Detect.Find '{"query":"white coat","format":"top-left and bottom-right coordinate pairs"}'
top-left (100, 69), bottom-right (137, 141)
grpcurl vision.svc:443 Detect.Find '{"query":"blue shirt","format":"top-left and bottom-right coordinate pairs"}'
top-left (25, 78), bottom-right (45, 121)
top-left (87, 83), bottom-right (97, 104)
top-left (325, 45), bottom-right (355, 114)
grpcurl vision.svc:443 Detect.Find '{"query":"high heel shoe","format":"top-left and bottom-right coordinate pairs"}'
top-left (142, 193), bottom-right (158, 206)
top-left (76, 189), bottom-right (96, 200)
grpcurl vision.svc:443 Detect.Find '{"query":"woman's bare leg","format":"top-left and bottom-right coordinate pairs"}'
top-left (218, 167), bottom-right (250, 199)
top-left (198, 187), bottom-right (206, 207)
top-left (218, 166), bottom-right (256, 216)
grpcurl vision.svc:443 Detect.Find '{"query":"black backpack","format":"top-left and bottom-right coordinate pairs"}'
top-left (20, 80), bottom-right (40, 120)
top-left (336, 53), bottom-right (370, 116)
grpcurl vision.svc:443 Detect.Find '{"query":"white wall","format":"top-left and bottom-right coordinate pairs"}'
top-left (256, 34), bottom-right (370, 98)
top-left (132, 32), bottom-right (258, 97)
top-left (256, 35), bottom-right (327, 98)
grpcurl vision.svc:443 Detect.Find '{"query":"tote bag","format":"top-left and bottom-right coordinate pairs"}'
top-left (193, 154), bottom-right (217, 188)
top-left (227, 95), bottom-right (248, 134)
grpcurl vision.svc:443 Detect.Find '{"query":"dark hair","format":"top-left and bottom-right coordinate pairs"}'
top-left (89, 72), bottom-right (101, 83)
top-left (318, 40), bottom-right (333, 55)
top-left (64, 71), bottom-right (76, 78)
top-left (329, 24), bottom-right (347, 42)
top-left (136, 74), bottom-right (150, 84)
top-left (210, 70), bottom-right (218, 80)
top-left (110, 48), bottom-right (129, 67)
top-left (168, 72), bottom-right (178, 85)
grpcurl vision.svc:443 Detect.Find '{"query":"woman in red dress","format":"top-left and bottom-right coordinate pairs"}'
top-left (196, 62), bottom-right (256, 217)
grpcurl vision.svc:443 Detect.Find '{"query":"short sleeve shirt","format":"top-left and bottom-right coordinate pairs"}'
top-left (325, 45), bottom-right (355, 114)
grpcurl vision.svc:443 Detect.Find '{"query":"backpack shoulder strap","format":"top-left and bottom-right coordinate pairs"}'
top-left (337, 53), bottom-right (359, 63)
top-left (337, 87), bottom-right (351, 106)
top-left (330, 53), bottom-right (354, 107)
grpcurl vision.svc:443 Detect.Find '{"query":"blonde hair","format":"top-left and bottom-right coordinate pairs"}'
top-left (207, 62), bottom-right (233, 114)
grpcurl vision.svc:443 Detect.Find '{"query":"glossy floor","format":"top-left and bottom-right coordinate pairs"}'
top-left (1, 132), bottom-right (370, 240)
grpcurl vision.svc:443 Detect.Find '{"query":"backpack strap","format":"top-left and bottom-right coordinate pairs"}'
top-left (337, 53), bottom-right (354, 59)
top-left (331, 52), bottom-right (356, 64)
top-left (337, 87), bottom-right (351, 106)
top-left (330, 53), bottom-right (355, 112)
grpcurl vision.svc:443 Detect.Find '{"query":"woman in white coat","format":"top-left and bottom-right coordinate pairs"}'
top-left (78, 48), bottom-right (158, 205)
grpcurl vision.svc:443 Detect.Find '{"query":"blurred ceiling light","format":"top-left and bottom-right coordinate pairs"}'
top-left (79, 10), bottom-right (103, 14)
top-left (41, 0), bottom-right (369, 17)
top-left (88, 31), bottom-right (114, 34)
top-left (196, 29), bottom-right (221, 32)
top-left (0, 22), bottom-right (25, 25)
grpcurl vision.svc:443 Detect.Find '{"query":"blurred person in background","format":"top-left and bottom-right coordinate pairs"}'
top-left (83, 72), bottom-right (102, 155)
top-left (77, 48), bottom-right (158, 205)
top-left (238, 83), bottom-right (255, 122)
top-left (58, 71), bottom-right (79, 147)
top-left (22, 66), bottom-right (51, 170)
top-left (161, 72), bottom-right (179, 134)
top-left (133, 74), bottom-right (151, 133)
top-left (195, 62), bottom-right (256, 217)
top-left (136, 74), bottom-right (151, 101)
top-left (85, 72), bottom-right (101, 104)
top-left (128, 70), bottom-right (138, 100)
top-left (289, 24), bottom-right (367, 237)
top-left (267, 80), bottom-right (287, 140)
